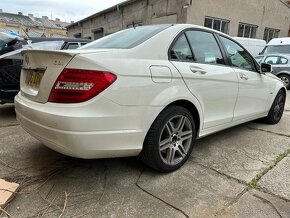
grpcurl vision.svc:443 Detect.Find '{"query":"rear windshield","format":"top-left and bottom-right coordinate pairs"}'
top-left (79, 25), bottom-right (170, 49)
top-left (262, 45), bottom-right (290, 54)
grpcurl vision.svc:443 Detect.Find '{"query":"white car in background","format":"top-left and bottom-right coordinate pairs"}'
top-left (261, 37), bottom-right (290, 55)
top-left (233, 37), bottom-right (266, 57)
top-left (15, 24), bottom-right (286, 172)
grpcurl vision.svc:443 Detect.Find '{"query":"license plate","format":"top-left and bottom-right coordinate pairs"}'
top-left (26, 71), bottom-right (44, 89)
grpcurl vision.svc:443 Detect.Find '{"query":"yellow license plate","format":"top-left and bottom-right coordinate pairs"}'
top-left (26, 71), bottom-right (44, 89)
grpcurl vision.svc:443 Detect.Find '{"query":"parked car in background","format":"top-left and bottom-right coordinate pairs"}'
top-left (0, 38), bottom-right (90, 104)
top-left (255, 54), bottom-right (290, 89)
top-left (233, 37), bottom-right (266, 57)
top-left (15, 24), bottom-right (286, 172)
top-left (261, 37), bottom-right (290, 55)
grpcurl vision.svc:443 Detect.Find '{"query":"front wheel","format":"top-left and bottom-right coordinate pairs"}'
top-left (264, 90), bottom-right (286, 124)
top-left (140, 106), bottom-right (196, 172)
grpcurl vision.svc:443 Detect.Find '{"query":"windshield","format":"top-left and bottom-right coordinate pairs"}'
top-left (79, 25), bottom-right (170, 49)
top-left (262, 45), bottom-right (290, 54)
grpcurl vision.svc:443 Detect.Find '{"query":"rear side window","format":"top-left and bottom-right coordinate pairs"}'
top-left (279, 57), bottom-right (288, 65)
top-left (80, 25), bottom-right (170, 49)
top-left (66, 43), bottom-right (80, 50)
top-left (220, 36), bottom-right (256, 72)
top-left (186, 30), bottom-right (225, 65)
top-left (170, 34), bottom-right (193, 61)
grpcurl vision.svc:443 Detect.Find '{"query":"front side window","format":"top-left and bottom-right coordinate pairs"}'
top-left (264, 56), bottom-right (279, 65)
top-left (186, 30), bottom-right (225, 65)
top-left (220, 36), bottom-right (256, 72)
top-left (170, 34), bottom-right (193, 61)
top-left (66, 43), bottom-right (79, 50)
top-left (204, 17), bottom-right (230, 34)
top-left (254, 56), bottom-right (264, 64)
top-left (238, 23), bottom-right (258, 38)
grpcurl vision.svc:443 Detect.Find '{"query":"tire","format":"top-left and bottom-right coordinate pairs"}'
top-left (264, 90), bottom-right (286, 124)
top-left (140, 106), bottom-right (196, 173)
top-left (278, 74), bottom-right (290, 90)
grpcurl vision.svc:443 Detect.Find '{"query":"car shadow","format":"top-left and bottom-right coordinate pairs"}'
top-left (0, 104), bottom-right (17, 126)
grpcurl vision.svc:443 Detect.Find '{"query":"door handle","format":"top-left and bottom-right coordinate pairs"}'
top-left (239, 73), bottom-right (248, 80)
top-left (189, 66), bottom-right (207, 75)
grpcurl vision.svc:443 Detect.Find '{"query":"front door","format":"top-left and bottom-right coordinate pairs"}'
top-left (219, 36), bottom-right (271, 120)
top-left (169, 30), bottom-right (239, 129)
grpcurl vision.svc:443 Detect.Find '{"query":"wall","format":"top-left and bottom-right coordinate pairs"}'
top-left (186, 0), bottom-right (290, 39)
top-left (67, 0), bottom-right (189, 39)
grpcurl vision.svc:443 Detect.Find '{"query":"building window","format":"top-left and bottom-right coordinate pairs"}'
top-left (73, 33), bottom-right (82, 38)
top-left (237, 23), bottom-right (258, 38)
top-left (204, 17), bottom-right (230, 34)
top-left (127, 22), bottom-right (142, 28)
top-left (263, 28), bottom-right (280, 42)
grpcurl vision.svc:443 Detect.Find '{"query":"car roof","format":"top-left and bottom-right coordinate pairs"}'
top-left (267, 37), bottom-right (290, 46)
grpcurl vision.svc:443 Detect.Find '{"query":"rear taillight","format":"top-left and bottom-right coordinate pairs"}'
top-left (48, 68), bottom-right (117, 103)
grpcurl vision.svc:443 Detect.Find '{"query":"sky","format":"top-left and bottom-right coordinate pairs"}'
top-left (0, 0), bottom-right (126, 22)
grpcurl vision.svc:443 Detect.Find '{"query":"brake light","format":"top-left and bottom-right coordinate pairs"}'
top-left (48, 68), bottom-right (117, 103)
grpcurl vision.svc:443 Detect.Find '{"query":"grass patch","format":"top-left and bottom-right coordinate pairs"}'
top-left (248, 149), bottom-right (290, 187)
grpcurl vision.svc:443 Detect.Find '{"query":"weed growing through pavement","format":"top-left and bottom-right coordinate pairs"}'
top-left (248, 149), bottom-right (290, 187)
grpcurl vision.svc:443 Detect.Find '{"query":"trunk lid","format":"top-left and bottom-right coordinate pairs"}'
top-left (20, 50), bottom-right (76, 103)
top-left (20, 49), bottom-right (117, 103)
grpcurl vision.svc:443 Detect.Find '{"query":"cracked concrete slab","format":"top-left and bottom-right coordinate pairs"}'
top-left (245, 111), bottom-right (290, 136)
top-left (192, 126), bottom-right (290, 183)
top-left (0, 104), bottom-right (18, 127)
top-left (217, 189), bottom-right (290, 218)
top-left (0, 125), bottom-right (64, 178)
top-left (5, 158), bottom-right (183, 218)
top-left (137, 162), bottom-right (246, 218)
top-left (258, 155), bottom-right (290, 201)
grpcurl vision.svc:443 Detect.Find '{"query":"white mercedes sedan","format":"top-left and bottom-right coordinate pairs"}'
top-left (15, 24), bottom-right (286, 172)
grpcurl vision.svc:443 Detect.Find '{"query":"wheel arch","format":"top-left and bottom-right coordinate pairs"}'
top-left (142, 99), bottom-right (202, 149)
top-left (280, 87), bottom-right (287, 96)
top-left (276, 71), bottom-right (290, 77)
top-left (166, 100), bottom-right (201, 136)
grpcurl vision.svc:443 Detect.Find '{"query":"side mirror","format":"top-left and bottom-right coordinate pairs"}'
top-left (260, 63), bottom-right (272, 74)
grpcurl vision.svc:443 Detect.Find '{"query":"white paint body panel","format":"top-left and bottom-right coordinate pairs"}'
top-left (15, 24), bottom-right (286, 159)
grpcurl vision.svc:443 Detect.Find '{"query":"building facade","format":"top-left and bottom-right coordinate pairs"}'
top-left (67, 0), bottom-right (290, 42)
top-left (0, 10), bottom-right (70, 38)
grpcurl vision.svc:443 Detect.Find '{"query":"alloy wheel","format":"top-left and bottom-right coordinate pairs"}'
top-left (280, 76), bottom-right (290, 87)
top-left (159, 115), bottom-right (193, 166)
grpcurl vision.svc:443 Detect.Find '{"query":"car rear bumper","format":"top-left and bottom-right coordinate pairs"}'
top-left (15, 94), bottom-right (162, 159)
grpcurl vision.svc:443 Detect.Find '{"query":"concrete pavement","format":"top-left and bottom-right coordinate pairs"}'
top-left (0, 91), bottom-right (289, 217)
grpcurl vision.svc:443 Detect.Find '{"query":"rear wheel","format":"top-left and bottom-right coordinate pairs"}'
top-left (140, 106), bottom-right (196, 172)
top-left (264, 90), bottom-right (286, 124)
top-left (278, 74), bottom-right (290, 90)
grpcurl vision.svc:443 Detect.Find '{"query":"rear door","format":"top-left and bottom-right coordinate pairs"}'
top-left (169, 30), bottom-right (239, 129)
top-left (219, 36), bottom-right (271, 120)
